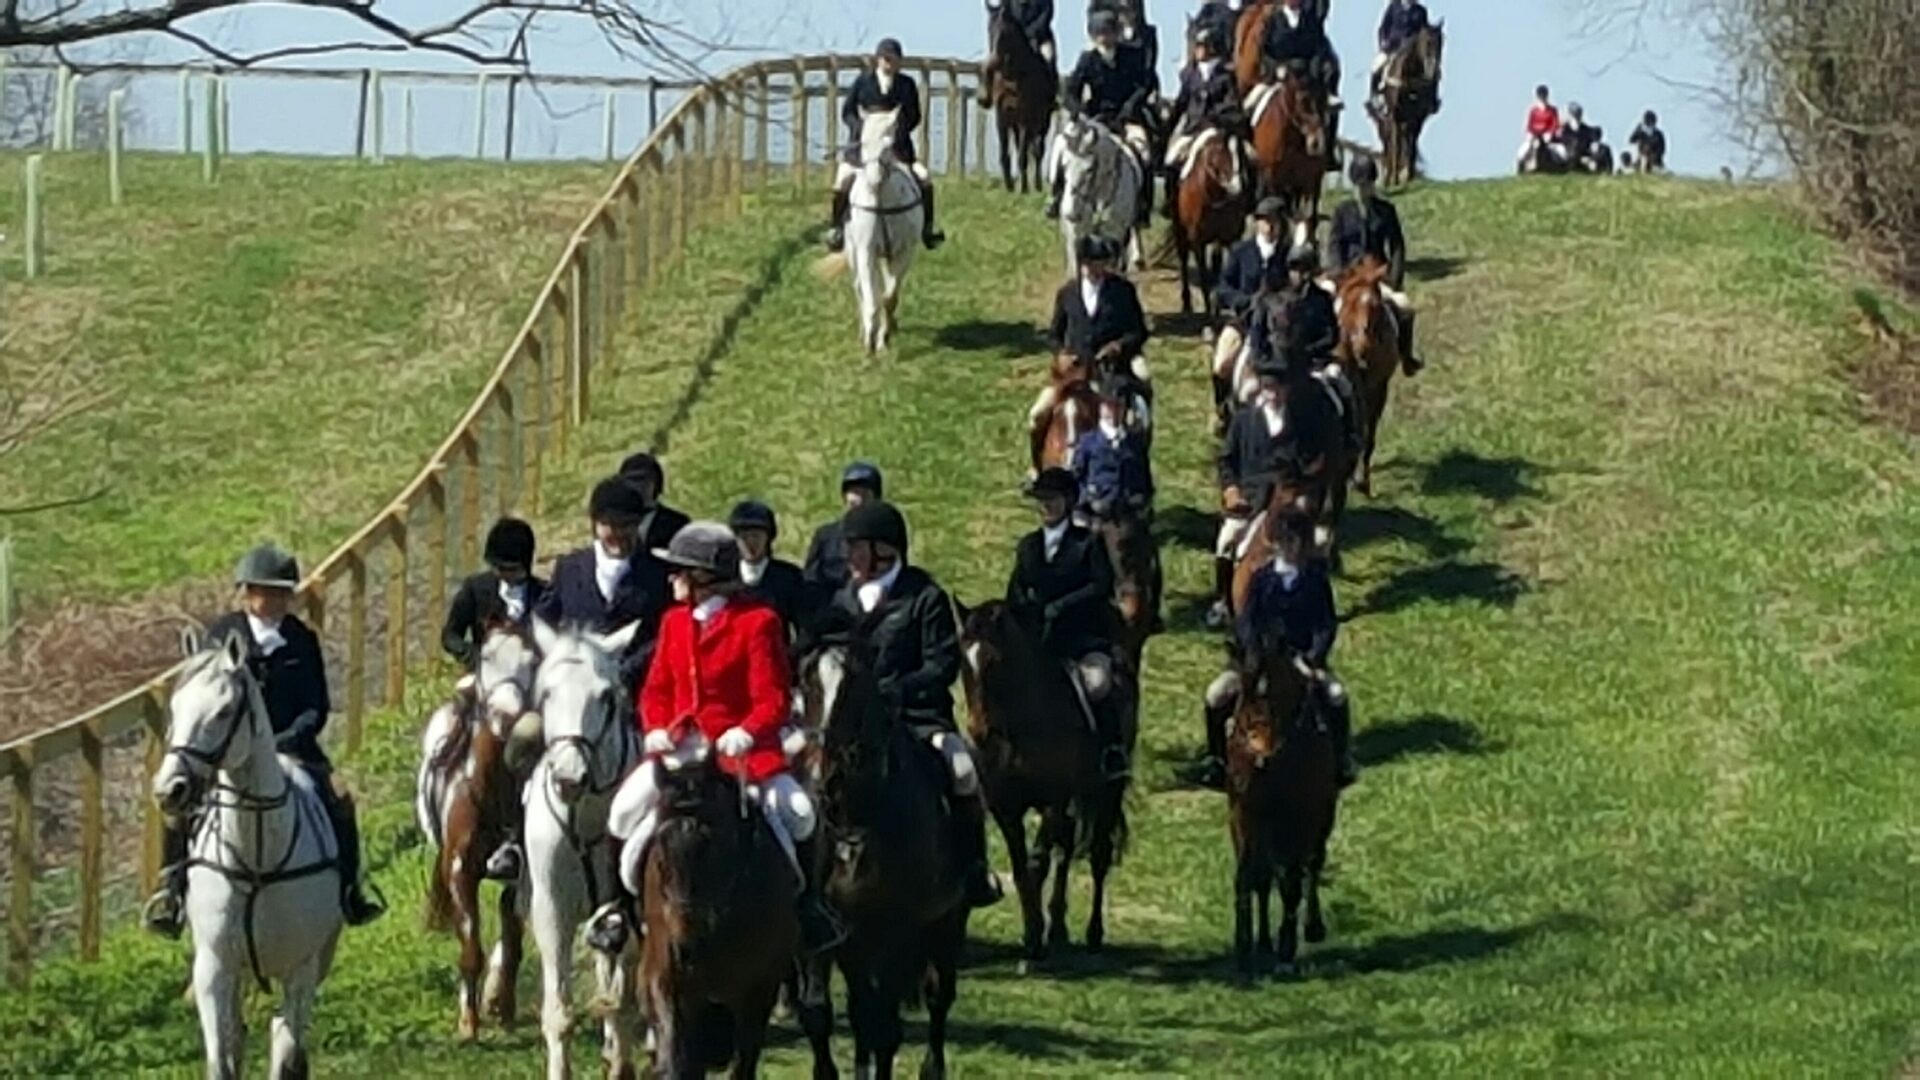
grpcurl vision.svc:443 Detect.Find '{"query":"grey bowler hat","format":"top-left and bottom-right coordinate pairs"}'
top-left (234, 544), bottom-right (300, 589)
top-left (653, 521), bottom-right (742, 581)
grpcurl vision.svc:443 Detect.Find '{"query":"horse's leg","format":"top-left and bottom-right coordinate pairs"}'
top-left (842, 961), bottom-right (876, 1080)
top-left (1305, 851), bottom-right (1329, 945)
top-left (1084, 792), bottom-right (1117, 953)
top-left (996, 807), bottom-right (1045, 962)
top-left (451, 844), bottom-right (485, 1041)
top-left (868, 972), bottom-right (906, 1080)
top-left (729, 979), bottom-right (779, 1080)
top-left (1255, 869), bottom-right (1274, 957)
top-left (1044, 807), bottom-right (1073, 952)
top-left (485, 879), bottom-right (525, 1026)
top-left (530, 889), bottom-right (575, 1080)
top-left (919, 913), bottom-right (963, 1080)
top-left (1363, 369), bottom-right (1390, 497)
top-left (798, 955), bottom-right (839, 1080)
top-left (194, 947), bottom-right (243, 1080)
top-left (269, 955), bottom-right (321, 1080)
top-left (1275, 859), bottom-right (1305, 975)
top-left (1231, 820), bottom-right (1256, 974)
top-left (1174, 229), bottom-right (1193, 316)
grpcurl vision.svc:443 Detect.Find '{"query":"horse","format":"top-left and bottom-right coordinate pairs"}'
top-left (523, 619), bottom-right (644, 1080)
top-left (1029, 352), bottom-right (1100, 475)
top-left (151, 633), bottom-right (344, 1080)
top-left (1224, 637), bottom-right (1340, 975)
top-left (1334, 257), bottom-right (1404, 497)
top-left (798, 643), bottom-right (968, 1080)
top-left (1055, 113), bottom-right (1146, 277)
top-left (417, 623), bottom-right (538, 1041)
top-left (1373, 22), bottom-right (1444, 187)
top-left (1232, 2), bottom-right (1278, 98)
top-left (637, 735), bottom-right (799, 1080)
top-left (985, 0), bottom-right (1056, 194)
top-left (1086, 501), bottom-right (1161, 674)
top-left (1249, 72), bottom-right (1329, 222)
top-left (1170, 126), bottom-right (1252, 319)
top-left (1229, 459), bottom-right (1348, 622)
top-left (845, 110), bottom-right (924, 355)
top-left (958, 601), bottom-right (1134, 961)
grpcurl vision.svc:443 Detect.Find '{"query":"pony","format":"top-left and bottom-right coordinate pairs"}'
top-left (150, 633), bottom-right (344, 1080)
top-left (845, 109), bottom-right (924, 355)
top-left (984, 0), bottom-right (1056, 193)
top-left (1054, 113), bottom-right (1145, 277)
top-left (1334, 257), bottom-right (1405, 497)
top-left (417, 622), bottom-right (538, 1040)
top-left (1249, 71), bottom-right (1329, 222)
top-left (1223, 637), bottom-right (1340, 975)
top-left (958, 601), bottom-right (1134, 960)
top-left (637, 736), bottom-right (799, 1080)
top-left (798, 644), bottom-right (969, 1080)
top-left (1232, 1), bottom-right (1278, 98)
top-left (1029, 352), bottom-right (1100, 475)
top-left (1170, 125), bottom-right (1252, 319)
top-left (1373, 21), bottom-right (1444, 187)
top-left (523, 619), bottom-right (644, 1080)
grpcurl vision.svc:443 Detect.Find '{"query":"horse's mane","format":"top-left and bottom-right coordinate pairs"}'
top-left (650, 759), bottom-right (763, 934)
top-left (1339, 258), bottom-right (1391, 296)
top-left (959, 600), bottom-right (1063, 740)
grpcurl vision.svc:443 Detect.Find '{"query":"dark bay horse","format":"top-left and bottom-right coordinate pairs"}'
top-left (1088, 504), bottom-right (1161, 674)
top-left (1171, 128), bottom-right (1252, 318)
top-left (800, 644), bottom-right (968, 1080)
top-left (958, 601), bottom-right (1135, 960)
top-left (985, 0), bottom-right (1057, 194)
top-left (1251, 73), bottom-right (1329, 222)
top-left (1374, 22), bottom-right (1445, 187)
top-left (1334, 257), bottom-right (1404, 497)
top-left (1225, 638), bottom-right (1340, 974)
top-left (640, 753), bottom-right (799, 1080)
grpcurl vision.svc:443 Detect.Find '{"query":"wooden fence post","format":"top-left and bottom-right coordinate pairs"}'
top-left (425, 475), bottom-right (447, 662)
top-left (52, 65), bottom-right (70, 151)
top-left (549, 292), bottom-right (570, 455)
top-left (179, 69), bottom-right (193, 153)
top-left (219, 77), bottom-right (231, 157)
top-left (473, 73), bottom-right (489, 158)
top-left (23, 155), bottom-right (43, 279)
top-left (917, 61), bottom-right (933, 165)
top-left (369, 70), bottom-right (385, 165)
top-left (78, 723), bottom-right (103, 962)
top-left (107, 89), bottom-right (125, 205)
top-left (346, 554), bottom-right (367, 750)
top-left (647, 78), bottom-right (660, 134)
top-left (353, 69), bottom-right (371, 159)
top-left (202, 77), bottom-right (220, 183)
top-left (672, 122), bottom-right (689, 254)
top-left (692, 100), bottom-right (709, 229)
top-left (755, 67), bottom-right (771, 192)
top-left (504, 75), bottom-right (520, 161)
top-left (568, 251), bottom-right (589, 427)
top-left (945, 64), bottom-right (962, 177)
top-left (603, 90), bottom-right (618, 161)
top-left (824, 56), bottom-right (840, 171)
top-left (403, 86), bottom-right (416, 158)
top-left (458, 431), bottom-right (481, 571)
top-left (383, 520), bottom-right (408, 716)
top-left (526, 337), bottom-right (548, 515)
top-left (8, 747), bottom-right (34, 989)
top-left (139, 693), bottom-right (166, 895)
top-left (791, 61), bottom-right (808, 190)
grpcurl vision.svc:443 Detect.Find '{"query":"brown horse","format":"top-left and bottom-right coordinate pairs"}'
top-left (1335, 257), bottom-right (1404, 497)
top-left (421, 623), bottom-right (537, 1040)
top-left (1250, 73), bottom-right (1329, 222)
top-left (958, 601), bottom-right (1135, 960)
top-left (1088, 503), bottom-right (1161, 674)
top-left (1171, 130), bottom-right (1252, 319)
top-left (1373, 22), bottom-right (1445, 187)
top-left (1225, 636), bottom-right (1340, 974)
top-left (799, 643), bottom-right (968, 1080)
top-left (985, 0), bottom-right (1057, 194)
top-left (1232, 1), bottom-right (1278, 97)
top-left (1030, 352), bottom-right (1099, 474)
top-left (639, 754), bottom-right (799, 1080)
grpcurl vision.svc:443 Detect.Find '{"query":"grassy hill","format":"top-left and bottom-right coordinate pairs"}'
top-left (2, 174), bottom-right (1914, 1076)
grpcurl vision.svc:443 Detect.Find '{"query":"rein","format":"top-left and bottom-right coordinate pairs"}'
top-left (537, 688), bottom-right (636, 907)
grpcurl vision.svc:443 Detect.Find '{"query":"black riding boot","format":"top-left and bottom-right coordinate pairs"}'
top-left (1160, 167), bottom-right (1178, 220)
top-left (142, 820), bottom-right (191, 939)
top-left (1399, 308), bottom-right (1424, 375)
top-left (1327, 107), bottom-right (1345, 173)
top-left (825, 188), bottom-right (850, 252)
top-left (1149, 546), bottom-right (1167, 635)
top-left (921, 183), bottom-right (945, 249)
top-left (1044, 168), bottom-right (1065, 219)
top-left (1205, 556), bottom-right (1236, 629)
top-left (1199, 695), bottom-right (1233, 789)
top-left (951, 792), bottom-right (1002, 909)
top-left (586, 885), bottom-right (635, 955)
top-left (1211, 373), bottom-right (1233, 430)
top-left (793, 837), bottom-right (849, 956)
top-left (483, 826), bottom-right (523, 881)
top-left (1324, 683), bottom-right (1359, 787)
top-left (315, 774), bottom-right (384, 926)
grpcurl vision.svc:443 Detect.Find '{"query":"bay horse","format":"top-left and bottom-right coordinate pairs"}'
top-left (1086, 503), bottom-right (1161, 674)
top-left (1374, 22), bottom-right (1444, 187)
top-left (1250, 72), bottom-right (1329, 222)
top-left (418, 623), bottom-right (538, 1040)
top-left (958, 601), bottom-right (1135, 960)
top-left (638, 739), bottom-right (799, 1080)
top-left (1334, 257), bottom-right (1404, 497)
top-left (1029, 352), bottom-right (1099, 474)
top-left (1170, 127), bottom-right (1252, 319)
top-left (799, 643), bottom-right (968, 1080)
top-left (985, 0), bottom-right (1056, 193)
top-left (151, 633), bottom-right (343, 1080)
top-left (1232, 2), bottom-right (1278, 97)
top-left (1225, 636), bottom-right (1340, 975)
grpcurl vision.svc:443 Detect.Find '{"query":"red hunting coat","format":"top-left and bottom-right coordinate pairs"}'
top-left (638, 597), bottom-right (792, 783)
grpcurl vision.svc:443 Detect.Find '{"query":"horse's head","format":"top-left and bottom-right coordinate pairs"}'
top-left (153, 633), bottom-right (265, 816)
top-left (529, 618), bottom-right (636, 805)
top-left (1230, 635), bottom-right (1313, 767)
top-left (857, 108), bottom-right (901, 185)
top-left (956, 599), bottom-right (1038, 682)
top-left (1281, 72), bottom-right (1328, 158)
top-left (475, 621), bottom-right (538, 739)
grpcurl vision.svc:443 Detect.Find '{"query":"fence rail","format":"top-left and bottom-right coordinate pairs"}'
top-left (0, 52), bottom-right (991, 990)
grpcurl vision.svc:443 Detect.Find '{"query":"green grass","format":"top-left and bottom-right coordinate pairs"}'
top-left (3, 174), bottom-right (1917, 1076)
top-left (0, 152), bottom-right (611, 601)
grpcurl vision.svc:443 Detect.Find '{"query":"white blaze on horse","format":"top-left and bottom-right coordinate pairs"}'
top-left (151, 633), bottom-right (343, 1080)
top-left (1053, 114), bottom-right (1146, 277)
top-left (522, 619), bottom-right (644, 1080)
top-left (842, 109), bottom-right (923, 355)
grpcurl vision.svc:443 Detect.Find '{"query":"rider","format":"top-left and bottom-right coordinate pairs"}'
top-left (1163, 21), bottom-right (1250, 218)
top-left (1558, 101), bottom-right (1602, 169)
top-left (1210, 196), bottom-right (1289, 422)
top-left (1369, 0), bottom-right (1433, 111)
top-left (1112, 0), bottom-right (1162, 86)
top-left (730, 499), bottom-right (811, 641)
top-left (1517, 84), bottom-right (1561, 169)
top-left (144, 545), bottom-right (385, 938)
top-left (599, 522), bottom-right (847, 956)
top-left (821, 501), bottom-right (1001, 909)
top-left (826, 38), bottom-right (945, 253)
top-left (441, 516), bottom-right (545, 671)
top-left (1261, 0), bottom-right (1344, 170)
top-left (1072, 373), bottom-right (1155, 520)
top-left (978, 0), bottom-right (1058, 108)
top-left (1033, 235), bottom-right (1152, 461)
top-left (1629, 109), bottom-right (1666, 171)
top-left (534, 476), bottom-right (668, 690)
top-left (1329, 154), bottom-right (1424, 374)
top-left (1236, 506), bottom-right (1359, 786)
top-left (619, 451), bottom-right (692, 562)
top-left (1048, 10), bottom-right (1156, 220)
top-left (1007, 468), bottom-right (1130, 779)
top-left (803, 461), bottom-right (885, 607)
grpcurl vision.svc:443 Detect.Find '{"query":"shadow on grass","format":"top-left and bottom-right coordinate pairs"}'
top-left (1387, 448), bottom-right (1553, 505)
top-left (1347, 560), bottom-right (1530, 619)
top-left (1406, 255), bottom-right (1471, 282)
top-left (1356, 713), bottom-right (1502, 767)
top-left (932, 319), bottom-right (1048, 358)
top-left (1341, 505), bottom-right (1471, 559)
top-left (1156, 504), bottom-right (1218, 553)
top-left (1163, 592), bottom-right (1221, 635)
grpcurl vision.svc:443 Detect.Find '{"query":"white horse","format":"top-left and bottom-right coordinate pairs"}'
top-left (844, 109), bottom-right (923, 355)
top-left (523, 619), bottom-right (643, 1080)
top-left (1055, 114), bottom-right (1145, 277)
top-left (151, 634), bottom-right (344, 1080)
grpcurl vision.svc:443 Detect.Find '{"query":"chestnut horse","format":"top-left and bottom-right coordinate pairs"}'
top-left (639, 747), bottom-right (799, 1080)
top-left (1232, 2), bottom-right (1278, 97)
top-left (1374, 22), bottom-right (1445, 187)
top-left (985, 0), bottom-right (1057, 193)
top-left (1171, 129), bottom-right (1252, 319)
top-left (959, 601), bottom-right (1135, 960)
top-left (1225, 636), bottom-right (1340, 975)
top-left (1335, 257), bottom-right (1404, 497)
top-left (1030, 352), bottom-right (1100, 474)
top-left (1250, 73), bottom-right (1329, 222)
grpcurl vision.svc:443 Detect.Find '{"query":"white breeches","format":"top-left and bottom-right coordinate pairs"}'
top-left (1212, 326), bottom-right (1261, 403)
top-left (1216, 512), bottom-right (1256, 559)
top-left (612, 761), bottom-right (817, 895)
top-left (1075, 653), bottom-right (1113, 702)
top-left (1381, 283), bottom-right (1412, 312)
top-left (930, 731), bottom-right (981, 797)
top-left (1039, 41), bottom-right (1057, 64)
top-left (1372, 53), bottom-right (1390, 76)
top-left (836, 160), bottom-right (930, 191)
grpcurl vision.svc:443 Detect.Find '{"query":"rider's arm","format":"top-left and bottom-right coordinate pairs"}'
top-left (1055, 534), bottom-right (1115, 616)
top-left (1303, 566), bottom-right (1338, 667)
top-left (1063, 53), bottom-right (1090, 115)
top-left (1048, 286), bottom-right (1071, 353)
top-left (740, 608), bottom-right (792, 740)
top-left (441, 574), bottom-right (480, 667)
top-left (893, 586), bottom-right (963, 700)
top-left (899, 73), bottom-right (924, 136)
top-left (1115, 283), bottom-right (1149, 357)
top-left (841, 74), bottom-right (864, 133)
top-left (1215, 248), bottom-right (1256, 313)
top-left (637, 614), bottom-right (679, 731)
top-left (1005, 540), bottom-right (1030, 607)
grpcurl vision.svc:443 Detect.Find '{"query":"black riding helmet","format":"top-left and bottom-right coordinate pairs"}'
top-left (1287, 240), bottom-right (1321, 271)
top-left (618, 451), bottom-right (665, 494)
top-left (875, 37), bottom-right (904, 61)
top-left (842, 500), bottom-right (909, 554)
top-left (840, 461), bottom-right (885, 499)
top-left (1027, 467), bottom-right (1080, 504)
top-left (1348, 155), bottom-right (1380, 187)
top-left (727, 499), bottom-right (779, 541)
top-left (589, 476), bottom-right (647, 526)
top-left (1089, 10), bottom-right (1119, 38)
top-left (484, 517), bottom-right (536, 569)
top-left (1076, 234), bottom-right (1119, 265)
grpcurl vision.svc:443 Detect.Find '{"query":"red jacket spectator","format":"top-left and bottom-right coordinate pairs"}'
top-left (638, 597), bottom-right (790, 783)
top-left (1527, 103), bottom-right (1561, 138)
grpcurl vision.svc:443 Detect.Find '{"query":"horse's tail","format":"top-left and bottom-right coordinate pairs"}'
top-left (424, 846), bottom-right (456, 932)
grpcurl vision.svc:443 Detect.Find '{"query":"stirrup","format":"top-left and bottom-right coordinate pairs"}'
top-left (824, 227), bottom-right (845, 253)
top-left (344, 879), bottom-right (387, 926)
top-left (142, 889), bottom-right (185, 940)
top-left (585, 902), bottom-right (630, 955)
top-left (483, 842), bottom-right (523, 881)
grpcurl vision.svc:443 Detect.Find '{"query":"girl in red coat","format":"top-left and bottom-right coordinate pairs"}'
top-left (602, 521), bottom-right (845, 955)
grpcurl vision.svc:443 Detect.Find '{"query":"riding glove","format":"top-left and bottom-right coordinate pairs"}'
top-left (716, 727), bottom-right (756, 758)
top-left (643, 729), bottom-right (677, 756)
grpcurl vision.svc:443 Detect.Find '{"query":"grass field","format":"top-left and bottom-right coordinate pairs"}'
top-left (2, 174), bottom-right (1916, 1076)
top-left (0, 153), bottom-right (610, 601)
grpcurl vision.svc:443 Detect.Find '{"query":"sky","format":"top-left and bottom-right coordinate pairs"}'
top-left (41, 0), bottom-right (1733, 178)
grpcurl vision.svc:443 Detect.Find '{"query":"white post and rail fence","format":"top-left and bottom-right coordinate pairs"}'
top-left (0, 52), bottom-right (995, 991)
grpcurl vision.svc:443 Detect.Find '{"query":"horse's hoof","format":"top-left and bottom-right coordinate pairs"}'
top-left (1305, 921), bottom-right (1328, 945)
top-left (1273, 960), bottom-right (1299, 979)
top-left (1047, 926), bottom-right (1071, 952)
top-left (1085, 925), bottom-right (1106, 953)
top-left (457, 1013), bottom-right (480, 1043)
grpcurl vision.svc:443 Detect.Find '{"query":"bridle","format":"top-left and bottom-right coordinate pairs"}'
top-left (534, 666), bottom-right (636, 904)
top-left (168, 659), bottom-right (290, 813)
